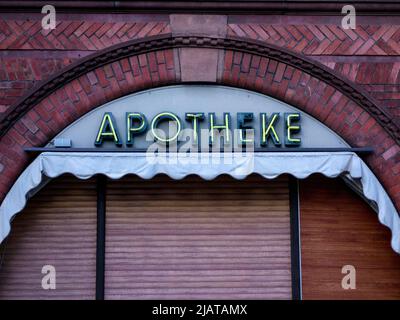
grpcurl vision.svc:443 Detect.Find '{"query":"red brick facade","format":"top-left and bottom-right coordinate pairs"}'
top-left (228, 19), bottom-right (400, 123)
top-left (0, 18), bottom-right (171, 109)
top-left (0, 13), bottom-right (399, 214)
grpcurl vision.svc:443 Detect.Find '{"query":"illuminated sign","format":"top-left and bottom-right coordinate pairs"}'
top-left (52, 86), bottom-right (349, 150)
top-left (93, 111), bottom-right (301, 148)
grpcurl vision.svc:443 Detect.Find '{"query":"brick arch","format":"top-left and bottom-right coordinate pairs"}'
top-left (0, 34), bottom-right (399, 212)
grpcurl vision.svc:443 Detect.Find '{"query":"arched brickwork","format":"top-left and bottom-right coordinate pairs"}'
top-left (0, 34), bottom-right (399, 212)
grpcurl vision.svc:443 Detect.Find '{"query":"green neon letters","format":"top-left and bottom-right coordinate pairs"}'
top-left (126, 112), bottom-right (147, 147)
top-left (209, 112), bottom-right (231, 146)
top-left (95, 112), bottom-right (122, 147)
top-left (185, 113), bottom-right (204, 145)
top-left (237, 112), bottom-right (254, 145)
top-left (93, 111), bottom-right (301, 147)
top-left (260, 112), bottom-right (281, 147)
top-left (151, 112), bottom-right (182, 143)
top-left (285, 112), bottom-right (301, 146)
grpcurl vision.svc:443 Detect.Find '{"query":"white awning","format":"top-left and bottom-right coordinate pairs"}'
top-left (1, 151), bottom-right (399, 254)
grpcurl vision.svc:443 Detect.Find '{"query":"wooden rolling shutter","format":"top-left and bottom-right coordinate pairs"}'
top-left (0, 175), bottom-right (97, 299)
top-left (300, 175), bottom-right (400, 299)
top-left (105, 174), bottom-right (292, 299)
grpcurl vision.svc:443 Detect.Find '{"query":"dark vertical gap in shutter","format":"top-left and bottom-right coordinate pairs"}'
top-left (0, 237), bottom-right (9, 273)
top-left (289, 176), bottom-right (301, 300)
top-left (96, 175), bottom-right (107, 300)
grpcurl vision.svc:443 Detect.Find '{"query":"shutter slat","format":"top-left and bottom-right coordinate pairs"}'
top-left (0, 175), bottom-right (97, 300)
top-left (105, 174), bottom-right (292, 300)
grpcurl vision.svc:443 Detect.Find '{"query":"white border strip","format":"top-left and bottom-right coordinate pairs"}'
top-left (0, 151), bottom-right (399, 254)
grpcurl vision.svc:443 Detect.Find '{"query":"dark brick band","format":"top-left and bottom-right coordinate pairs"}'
top-left (0, 34), bottom-right (398, 213)
top-left (1, 34), bottom-right (398, 143)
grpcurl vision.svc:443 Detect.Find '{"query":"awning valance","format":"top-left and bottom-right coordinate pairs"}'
top-left (0, 151), bottom-right (399, 253)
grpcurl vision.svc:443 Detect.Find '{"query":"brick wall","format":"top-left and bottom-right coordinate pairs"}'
top-left (1, 14), bottom-right (398, 123)
top-left (0, 15), bottom-right (170, 110)
top-left (0, 12), bottom-right (399, 213)
top-left (228, 17), bottom-right (400, 125)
